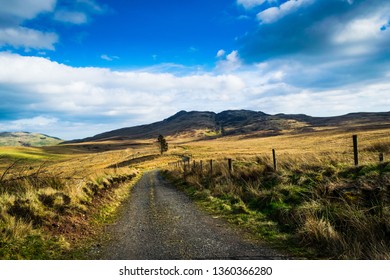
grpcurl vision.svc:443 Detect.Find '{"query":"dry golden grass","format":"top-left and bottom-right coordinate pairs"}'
top-left (165, 127), bottom-right (390, 167)
top-left (0, 141), bottom-right (153, 259)
top-left (164, 126), bottom-right (390, 259)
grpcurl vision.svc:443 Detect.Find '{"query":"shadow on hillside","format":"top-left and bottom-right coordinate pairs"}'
top-left (107, 154), bottom-right (160, 168)
top-left (44, 141), bottom-right (155, 155)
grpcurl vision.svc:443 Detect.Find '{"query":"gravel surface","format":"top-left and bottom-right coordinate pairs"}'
top-left (99, 170), bottom-right (287, 260)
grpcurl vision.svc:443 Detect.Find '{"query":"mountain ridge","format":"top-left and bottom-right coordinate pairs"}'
top-left (67, 109), bottom-right (390, 143)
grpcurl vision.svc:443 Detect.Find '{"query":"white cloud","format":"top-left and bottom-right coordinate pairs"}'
top-left (101, 54), bottom-right (119, 61)
top-left (54, 10), bottom-right (88, 24)
top-left (0, 0), bottom-right (106, 50)
top-left (0, 52), bottom-right (247, 138)
top-left (257, 0), bottom-right (314, 24)
top-left (0, 27), bottom-right (58, 50)
top-left (0, 116), bottom-right (116, 140)
top-left (0, 0), bottom-right (57, 50)
top-left (216, 50), bottom-right (242, 72)
top-left (216, 49), bottom-right (226, 58)
top-left (252, 83), bottom-right (390, 116)
top-left (1, 52), bottom-right (389, 139)
top-left (3, 116), bottom-right (58, 130)
top-left (332, 15), bottom-right (386, 45)
top-left (227, 51), bottom-right (240, 63)
top-left (237, 0), bottom-right (267, 9)
top-left (0, 0), bottom-right (56, 23)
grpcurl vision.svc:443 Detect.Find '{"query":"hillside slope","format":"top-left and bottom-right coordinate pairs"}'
top-left (69, 110), bottom-right (390, 142)
top-left (0, 132), bottom-right (62, 147)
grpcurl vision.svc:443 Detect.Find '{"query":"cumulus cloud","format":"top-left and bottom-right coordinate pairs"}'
top-left (1, 1), bottom-right (389, 140)
top-left (237, 0), bottom-right (267, 9)
top-left (0, 0), bottom-right (57, 50)
top-left (216, 49), bottom-right (226, 58)
top-left (216, 50), bottom-right (242, 72)
top-left (0, 0), bottom-right (106, 51)
top-left (0, 27), bottom-right (58, 50)
top-left (2, 116), bottom-right (59, 130)
top-left (0, 0), bottom-right (56, 25)
top-left (242, 0), bottom-right (390, 58)
top-left (0, 52), bottom-right (247, 138)
top-left (332, 14), bottom-right (387, 46)
top-left (257, 0), bottom-right (314, 24)
top-left (251, 82), bottom-right (390, 116)
top-left (1, 51), bottom-right (389, 139)
top-left (238, 0), bottom-right (390, 88)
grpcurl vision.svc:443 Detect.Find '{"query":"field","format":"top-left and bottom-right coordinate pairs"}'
top-left (0, 125), bottom-right (389, 259)
top-left (164, 126), bottom-right (390, 259)
top-left (0, 142), bottom-right (150, 259)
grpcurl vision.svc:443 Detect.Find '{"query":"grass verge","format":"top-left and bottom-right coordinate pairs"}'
top-left (163, 157), bottom-right (390, 259)
top-left (0, 163), bottom-right (141, 259)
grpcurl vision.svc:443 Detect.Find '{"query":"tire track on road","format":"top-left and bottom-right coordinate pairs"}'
top-left (100, 170), bottom-right (287, 260)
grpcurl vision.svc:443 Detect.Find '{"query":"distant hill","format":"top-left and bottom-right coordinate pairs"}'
top-left (68, 110), bottom-right (390, 143)
top-left (0, 132), bottom-right (62, 147)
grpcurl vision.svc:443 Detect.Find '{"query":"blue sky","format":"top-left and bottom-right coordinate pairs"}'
top-left (0, 0), bottom-right (389, 139)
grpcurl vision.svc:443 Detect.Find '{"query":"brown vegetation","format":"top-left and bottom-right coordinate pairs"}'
top-left (164, 127), bottom-right (390, 259)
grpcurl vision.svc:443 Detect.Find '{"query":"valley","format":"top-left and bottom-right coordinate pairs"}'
top-left (0, 110), bottom-right (389, 259)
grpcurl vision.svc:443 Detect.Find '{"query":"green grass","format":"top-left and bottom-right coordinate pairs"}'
top-left (0, 147), bottom-right (65, 164)
top-left (0, 232), bottom-right (70, 260)
top-left (0, 132), bottom-right (62, 147)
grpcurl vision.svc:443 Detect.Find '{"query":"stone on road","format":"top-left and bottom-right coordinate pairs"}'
top-left (100, 170), bottom-right (285, 260)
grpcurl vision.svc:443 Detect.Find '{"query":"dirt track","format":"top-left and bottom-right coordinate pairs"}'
top-left (99, 170), bottom-right (286, 260)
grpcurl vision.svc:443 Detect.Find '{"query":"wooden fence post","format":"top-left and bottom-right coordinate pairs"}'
top-left (209, 159), bottom-right (213, 177)
top-left (200, 160), bottom-right (203, 173)
top-left (353, 135), bottom-right (359, 166)
top-left (228, 158), bottom-right (233, 174)
top-left (272, 149), bottom-right (277, 171)
top-left (379, 152), bottom-right (384, 163)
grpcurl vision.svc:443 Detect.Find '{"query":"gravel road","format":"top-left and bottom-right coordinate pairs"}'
top-left (100, 170), bottom-right (286, 260)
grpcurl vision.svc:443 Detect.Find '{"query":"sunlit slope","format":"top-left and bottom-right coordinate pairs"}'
top-left (0, 132), bottom-right (62, 147)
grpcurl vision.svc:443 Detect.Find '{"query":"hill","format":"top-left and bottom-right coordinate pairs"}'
top-left (69, 110), bottom-right (390, 142)
top-left (0, 132), bottom-right (62, 147)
